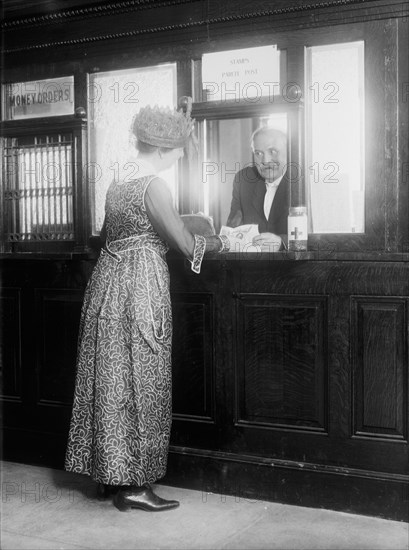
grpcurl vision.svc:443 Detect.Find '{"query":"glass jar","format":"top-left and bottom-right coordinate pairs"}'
top-left (287, 206), bottom-right (308, 251)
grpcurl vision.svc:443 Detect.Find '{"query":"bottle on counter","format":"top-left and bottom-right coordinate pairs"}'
top-left (287, 206), bottom-right (308, 251)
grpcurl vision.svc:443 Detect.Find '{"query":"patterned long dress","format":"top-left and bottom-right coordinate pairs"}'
top-left (65, 175), bottom-right (181, 486)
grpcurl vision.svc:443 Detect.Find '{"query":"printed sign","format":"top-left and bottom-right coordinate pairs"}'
top-left (2, 76), bottom-right (74, 120)
top-left (201, 45), bottom-right (280, 102)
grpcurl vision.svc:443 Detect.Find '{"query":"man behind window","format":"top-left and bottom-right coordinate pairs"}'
top-left (226, 127), bottom-right (289, 251)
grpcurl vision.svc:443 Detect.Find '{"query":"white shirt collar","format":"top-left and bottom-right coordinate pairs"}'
top-left (265, 175), bottom-right (284, 189)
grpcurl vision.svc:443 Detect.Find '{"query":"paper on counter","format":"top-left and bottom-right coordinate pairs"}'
top-left (220, 224), bottom-right (261, 252)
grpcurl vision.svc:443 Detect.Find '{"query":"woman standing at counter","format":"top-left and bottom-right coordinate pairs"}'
top-left (65, 103), bottom-right (229, 512)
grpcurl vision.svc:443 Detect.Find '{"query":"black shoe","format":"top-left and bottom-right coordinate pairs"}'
top-left (113, 485), bottom-right (180, 512)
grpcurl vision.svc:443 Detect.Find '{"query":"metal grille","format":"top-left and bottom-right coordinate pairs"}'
top-left (2, 134), bottom-right (74, 242)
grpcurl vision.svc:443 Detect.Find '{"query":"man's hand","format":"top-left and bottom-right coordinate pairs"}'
top-left (252, 232), bottom-right (282, 252)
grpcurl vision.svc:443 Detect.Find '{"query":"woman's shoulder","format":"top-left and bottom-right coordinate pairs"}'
top-left (144, 175), bottom-right (171, 199)
top-left (110, 174), bottom-right (161, 189)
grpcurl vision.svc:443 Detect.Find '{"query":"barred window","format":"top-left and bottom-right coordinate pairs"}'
top-left (2, 133), bottom-right (74, 243)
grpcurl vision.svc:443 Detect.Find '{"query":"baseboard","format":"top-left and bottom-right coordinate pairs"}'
top-left (2, 429), bottom-right (408, 521)
top-left (164, 445), bottom-right (409, 522)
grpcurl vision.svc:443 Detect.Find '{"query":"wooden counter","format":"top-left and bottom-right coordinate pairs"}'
top-left (1, 251), bottom-right (408, 519)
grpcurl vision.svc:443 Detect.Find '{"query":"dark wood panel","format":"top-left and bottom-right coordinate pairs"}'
top-left (2, 0), bottom-right (407, 68)
top-left (2, 0), bottom-right (106, 20)
top-left (352, 297), bottom-right (407, 440)
top-left (232, 259), bottom-right (409, 296)
top-left (1, 255), bottom-right (409, 519)
top-left (171, 292), bottom-right (215, 421)
top-left (35, 289), bottom-right (82, 405)
top-left (165, 446), bottom-right (409, 522)
top-left (383, 19), bottom-right (399, 251)
top-left (0, 0), bottom-right (408, 521)
top-left (236, 295), bottom-right (327, 431)
top-left (0, 288), bottom-right (22, 400)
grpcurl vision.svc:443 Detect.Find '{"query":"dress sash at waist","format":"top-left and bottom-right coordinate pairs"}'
top-left (103, 234), bottom-right (168, 262)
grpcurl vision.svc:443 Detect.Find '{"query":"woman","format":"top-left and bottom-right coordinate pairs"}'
top-left (65, 103), bottom-right (229, 512)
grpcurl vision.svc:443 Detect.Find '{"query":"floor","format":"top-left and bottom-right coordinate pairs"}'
top-left (1, 461), bottom-right (408, 550)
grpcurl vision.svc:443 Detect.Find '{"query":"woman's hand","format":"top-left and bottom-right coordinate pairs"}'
top-left (252, 232), bottom-right (282, 252)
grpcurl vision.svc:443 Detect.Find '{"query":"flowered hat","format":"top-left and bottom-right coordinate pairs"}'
top-left (133, 102), bottom-right (195, 148)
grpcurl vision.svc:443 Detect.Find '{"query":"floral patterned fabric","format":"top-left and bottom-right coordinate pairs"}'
top-left (65, 176), bottom-right (175, 486)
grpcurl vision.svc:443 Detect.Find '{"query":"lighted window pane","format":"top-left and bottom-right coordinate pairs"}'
top-left (306, 41), bottom-right (365, 233)
top-left (89, 64), bottom-right (177, 233)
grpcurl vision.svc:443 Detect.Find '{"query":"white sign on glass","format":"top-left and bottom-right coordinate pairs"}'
top-left (201, 45), bottom-right (280, 102)
top-left (2, 76), bottom-right (74, 120)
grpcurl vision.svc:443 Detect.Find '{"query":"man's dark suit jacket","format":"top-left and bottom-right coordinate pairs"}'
top-left (226, 166), bottom-right (290, 236)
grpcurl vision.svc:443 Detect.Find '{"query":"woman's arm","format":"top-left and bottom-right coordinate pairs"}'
top-left (144, 177), bottom-right (228, 271)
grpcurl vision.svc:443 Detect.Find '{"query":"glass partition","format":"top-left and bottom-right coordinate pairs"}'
top-left (306, 41), bottom-right (365, 234)
top-left (88, 63), bottom-right (177, 233)
top-left (197, 113), bottom-right (288, 233)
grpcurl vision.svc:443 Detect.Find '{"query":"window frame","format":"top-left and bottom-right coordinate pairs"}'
top-left (0, 18), bottom-right (406, 256)
top-left (185, 19), bottom-right (406, 254)
top-left (0, 115), bottom-right (88, 254)
top-left (302, 23), bottom-right (400, 254)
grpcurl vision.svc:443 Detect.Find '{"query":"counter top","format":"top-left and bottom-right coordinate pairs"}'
top-left (3, 250), bottom-right (409, 262)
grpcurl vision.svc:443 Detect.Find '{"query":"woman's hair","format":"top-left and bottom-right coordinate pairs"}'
top-left (136, 139), bottom-right (174, 155)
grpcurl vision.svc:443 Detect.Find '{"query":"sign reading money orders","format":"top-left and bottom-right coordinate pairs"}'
top-left (201, 45), bottom-right (280, 102)
top-left (2, 76), bottom-right (74, 120)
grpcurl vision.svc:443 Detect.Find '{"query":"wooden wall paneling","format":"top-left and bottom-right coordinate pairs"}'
top-left (171, 292), bottom-right (215, 422)
top-left (351, 297), bottom-right (407, 441)
top-left (34, 288), bottom-right (82, 408)
top-left (1, 258), bottom-right (88, 467)
top-left (235, 294), bottom-right (328, 432)
top-left (196, 0), bottom-right (407, 46)
top-left (398, 15), bottom-right (409, 252)
top-left (0, 288), bottom-right (22, 401)
top-left (364, 22), bottom-right (389, 251)
top-left (165, 444), bottom-right (409, 520)
top-left (327, 294), bottom-right (351, 440)
top-left (383, 19), bottom-right (399, 252)
top-left (226, 260), bottom-right (409, 474)
top-left (1, 0), bottom-right (409, 521)
top-left (1, 1), bottom-right (208, 62)
top-left (2, 0), bottom-right (107, 20)
top-left (168, 257), bottom-right (223, 449)
top-left (1, 256), bottom-right (408, 518)
top-left (2, 1), bottom-right (408, 69)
